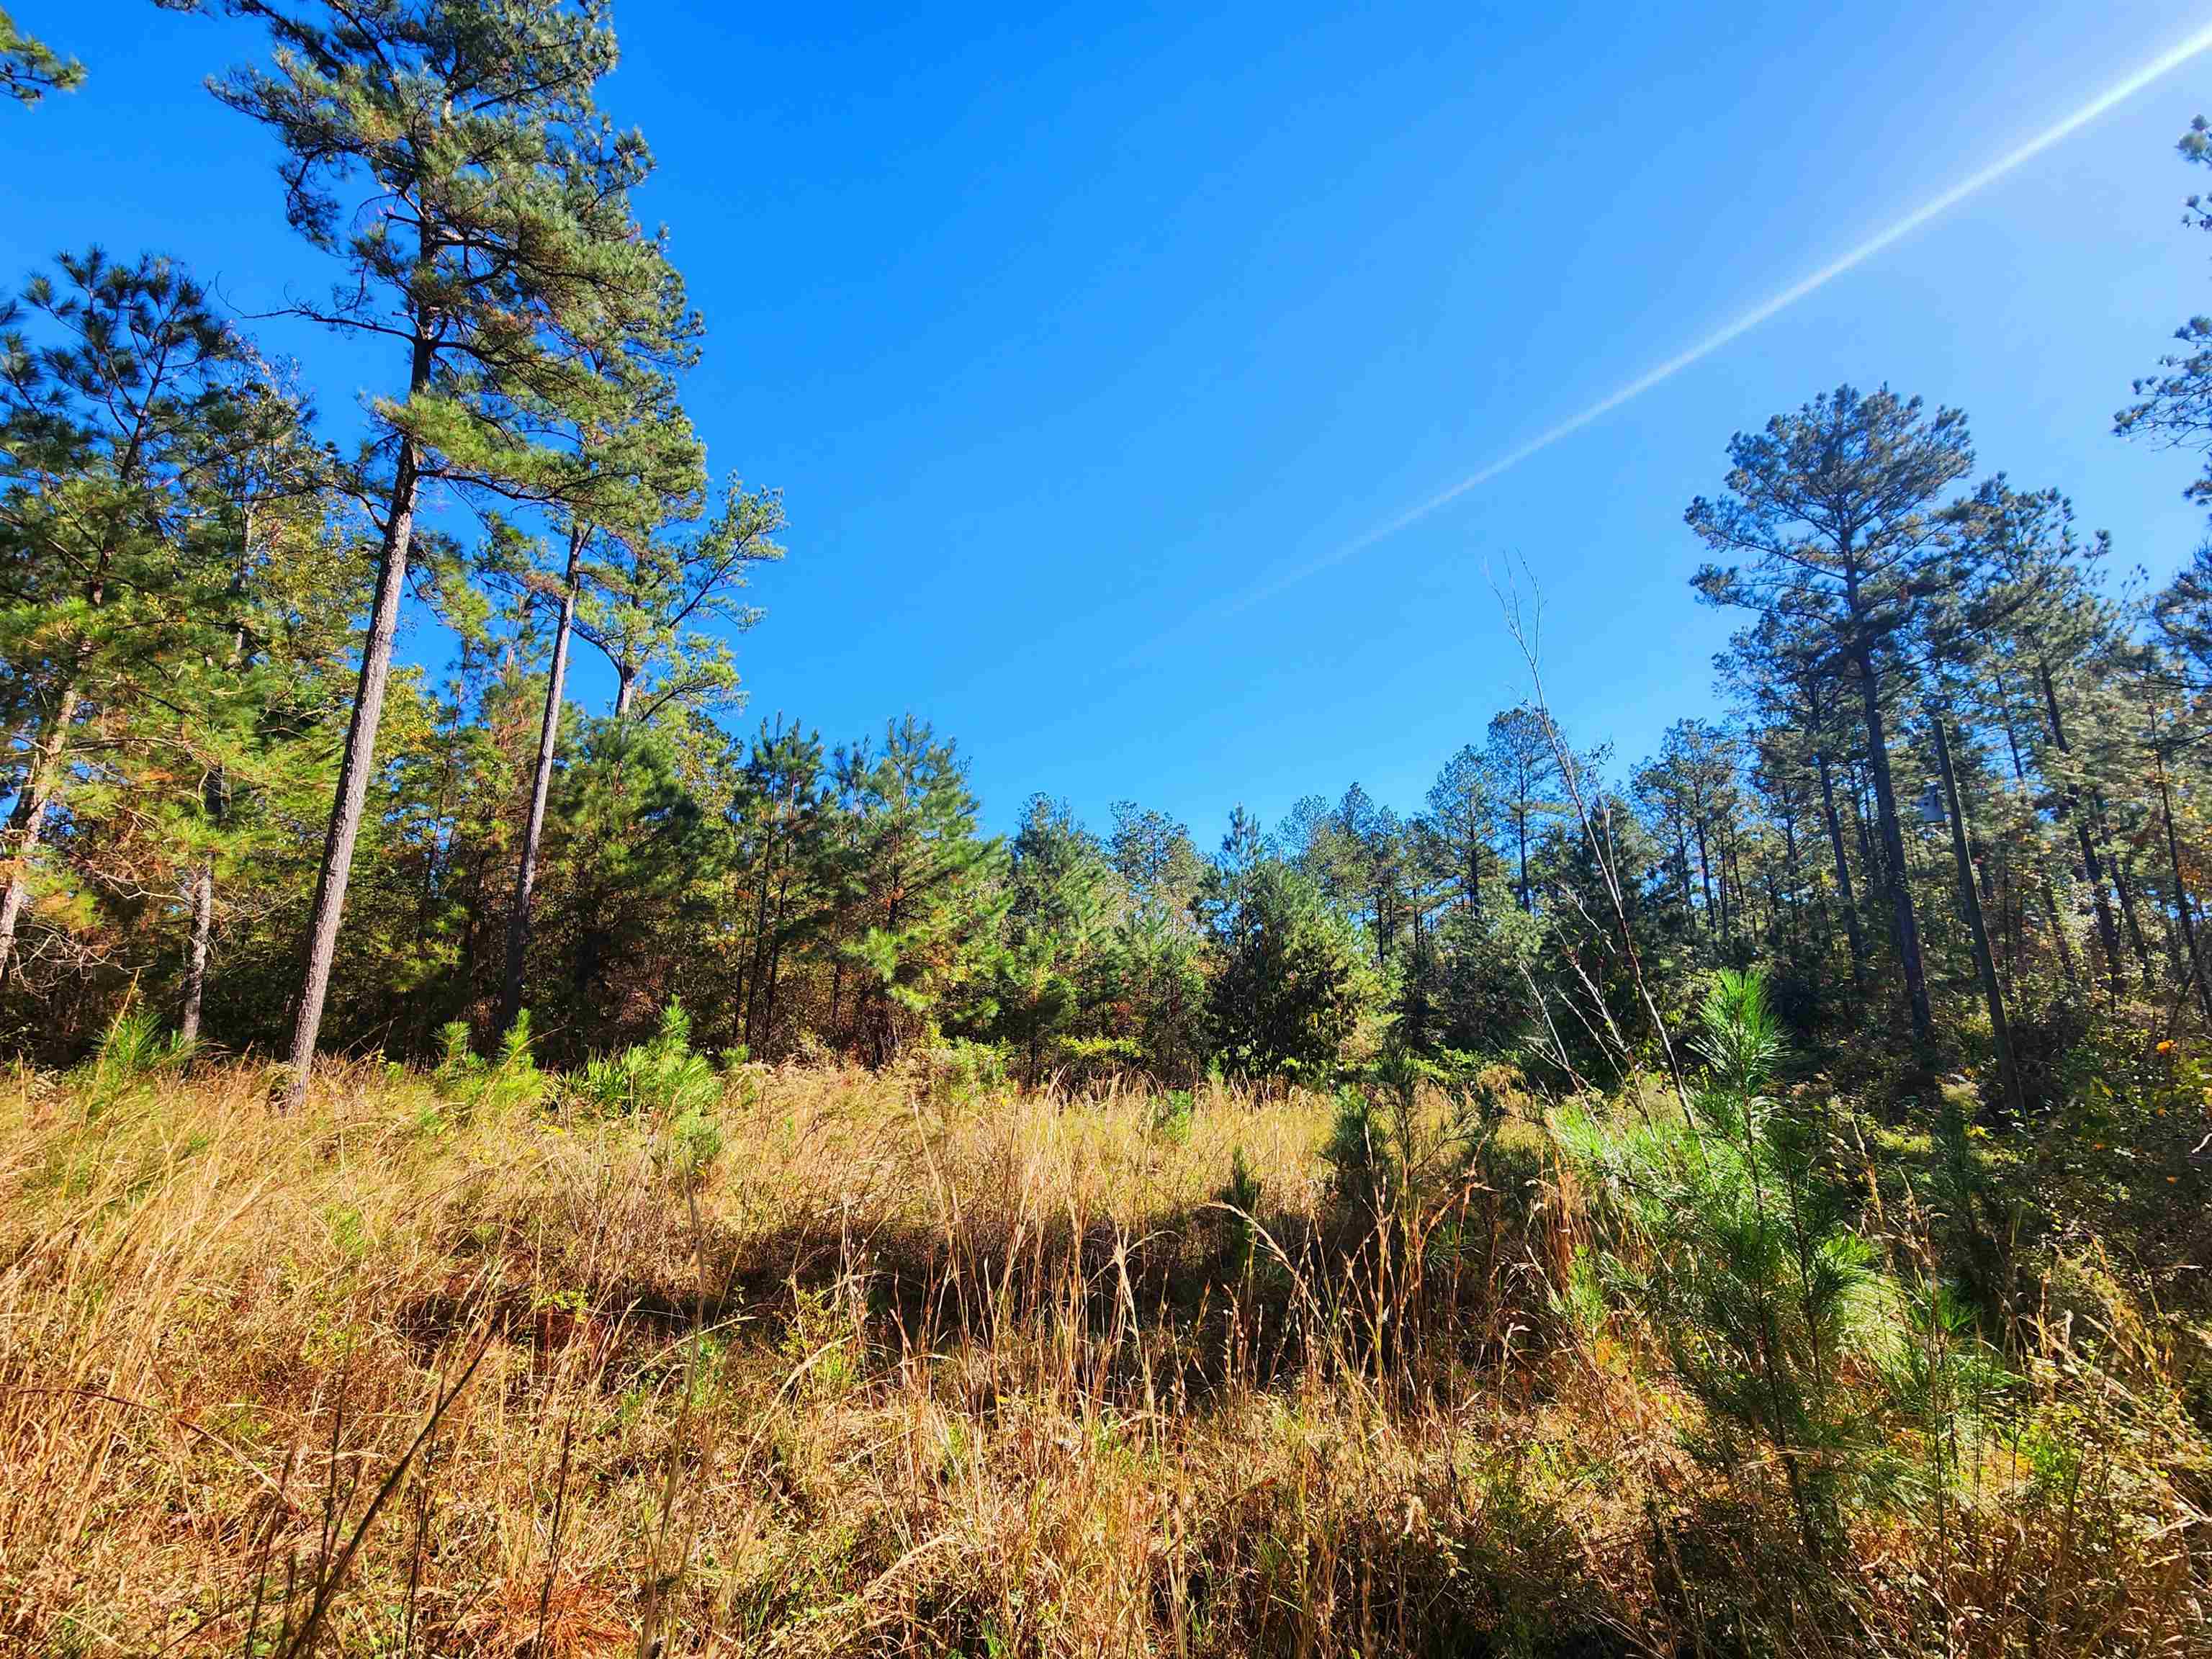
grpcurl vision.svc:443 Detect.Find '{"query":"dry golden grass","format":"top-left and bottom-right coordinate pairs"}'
top-left (0, 1051), bottom-right (2203, 1656)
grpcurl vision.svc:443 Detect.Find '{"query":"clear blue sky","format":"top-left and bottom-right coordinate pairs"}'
top-left (8, 0), bottom-right (2211, 840)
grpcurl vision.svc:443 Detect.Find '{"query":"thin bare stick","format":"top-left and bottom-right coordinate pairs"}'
top-left (1493, 559), bottom-right (1694, 1125)
top-left (276, 1331), bottom-right (493, 1659)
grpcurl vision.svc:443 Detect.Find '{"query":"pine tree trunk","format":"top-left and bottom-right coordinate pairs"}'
top-left (2038, 659), bottom-right (2126, 995)
top-left (283, 413), bottom-right (426, 1110)
top-left (1815, 750), bottom-right (1868, 995)
top-left (180, 859), bottom-right (214, 1046)
top-left (1719, 826), bottom-right (1735, 940)
top-left (0, 683), bottom-right (82, 990)
top-left (1992, 683), bottom-right (2079, 985)
top-left (2000, 845), bottom-right (2023, 989)
top-left (2098, 794), bottom-right (2157, 983)
top-left (1853, 767), bottom-right (1881, 886)
top-left (1932, 706), bottom-right (2020, 1113)
top-left (759, 873), bottom-right (791, 1051)
top-left (2154, 739), bottom-right (2212, 1032)
top-left (1990, 668), bottom-right (2033, 793)
top-left (2075, 817), bottom-right (2125, 995)
top-left (1694, 814), bottom-right (1716, 935)
top-left (2041, 879), bottom-right (2079, 986)
top-left (742, 820), bottom-right (781, 1051)
top-left (178, 761), bottom-right (229, 1047)
top-left (1774, 783), bottom-right (1802, 949)
top-left (1856, 647), bottom-right (1933, 1050)
top-left (2160, 896), bottom-right (2189, 989)
top-left (500, 526), bottom-right (585, 1035)
top-left (1516, 811), bottom-right (1532, 914)
top-left (613, 665), bottom-right (637, 721)
top-left (181, 513), bottom-right (258, 1047)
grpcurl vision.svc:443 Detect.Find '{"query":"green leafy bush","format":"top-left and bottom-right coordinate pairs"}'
top-left (561, 1000), bottom-right (729, 1193)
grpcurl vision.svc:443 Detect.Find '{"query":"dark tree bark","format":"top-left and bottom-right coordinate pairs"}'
top-left (2098, 795), bottom-right (2157, 983)
top-left (1693, 812), bottom-right (1716, 936)
top-left (179, 757), bottom-right (233, 1047)
top-left (1515, 802), bottom-right (1532, 916)
top-left (1853, 767), bottom-right (1881, 889)
top-left (1991, 670), bottom-right (2077, 986)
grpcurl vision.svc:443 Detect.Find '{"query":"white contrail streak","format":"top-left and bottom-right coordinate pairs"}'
top-left (1236, 18), bottom-right (2212, 610)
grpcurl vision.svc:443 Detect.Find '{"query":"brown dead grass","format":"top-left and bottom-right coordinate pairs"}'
top-left (0, 1053), bottom-right (2202, 1656)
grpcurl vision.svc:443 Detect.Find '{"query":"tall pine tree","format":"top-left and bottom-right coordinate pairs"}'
top-left (200, 0), bottom-right (705, 1102)
top-left (1689, 385), bottom-right (1974, 1053)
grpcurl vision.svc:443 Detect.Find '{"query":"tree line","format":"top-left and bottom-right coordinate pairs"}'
top-left (3, 5), bottom-right (2209, 1105)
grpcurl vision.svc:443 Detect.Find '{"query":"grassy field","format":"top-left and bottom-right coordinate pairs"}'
top-left (1, 1030), bottom-right (2207, 1657)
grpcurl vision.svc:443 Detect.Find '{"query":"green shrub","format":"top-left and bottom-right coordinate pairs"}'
top-left (659, 1094), bottom-right (726, 1197)
top-left (433, 1010), bottom-right (549, 1116)
top-left (1322, 1045), bottom-right (1489, 1222)
top-left (1562, 969), bottom-right (1881, 1555)
top-left (1876, 1280), bottom-right (2015, 1506)
top-left (1323, 1082), bottom-right (1380, 1209)
top-left (1218, 1143), bottom-right (1263, 1269)
top-left (571, 999), bottom-right (719, 1120)
top-left (920, 1037), bottom-right (1006, 1111)
top-left (1056, 1033), bottom-right (1143, 1089)
top-left (559, 1000), bottom-right (729, 1193)
top-left (78, 999), bottom-right (192, 1117)
top-left (1150, 1087), bottom-right (1195, 1144)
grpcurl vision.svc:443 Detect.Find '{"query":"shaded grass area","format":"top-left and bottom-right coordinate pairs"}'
top-left (0, 1047), bottom-right (2205, 1656)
